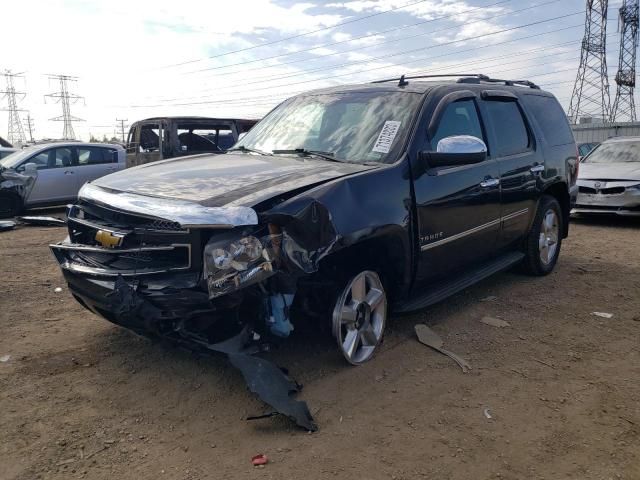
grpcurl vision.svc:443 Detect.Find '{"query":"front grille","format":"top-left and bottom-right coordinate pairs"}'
top-left (69, 246), bottom-right (190, 271)
top-left (57, 200), bottom-right (201, 276)
top-left (579, 186), bottom-right (625, 195)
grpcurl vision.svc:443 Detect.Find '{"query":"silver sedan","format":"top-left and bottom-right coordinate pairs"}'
top-left (573, 137), bottom-right (640, 217)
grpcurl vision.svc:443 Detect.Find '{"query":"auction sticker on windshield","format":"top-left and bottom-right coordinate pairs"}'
top-left (372, 121), bottom-right (401, 154)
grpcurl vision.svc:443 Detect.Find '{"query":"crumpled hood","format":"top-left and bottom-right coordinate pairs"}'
top-left (92, 152), bottom-right (376, 207)
top-left (580, 162), bottom-right (640, 182)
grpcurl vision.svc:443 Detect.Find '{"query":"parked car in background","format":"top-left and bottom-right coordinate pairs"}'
top-left (126, 116), bottom-right (258, 168)
top-left (573, 137), bottom-right (640, 216)
top-left (0, 142), bottom-right (125, 217)
top-left (51, 74), bottom-right (577, 365)
top-left (0, 147), bottom-right (17, 160)
top-left (577, 142), bottom-right (599, 160)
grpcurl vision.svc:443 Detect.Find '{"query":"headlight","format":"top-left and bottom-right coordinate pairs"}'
top-left (203, 234), bottom-right (275, 298)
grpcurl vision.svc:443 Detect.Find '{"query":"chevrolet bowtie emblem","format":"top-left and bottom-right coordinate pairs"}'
top-left (95, 230), bottom-right (125, 248)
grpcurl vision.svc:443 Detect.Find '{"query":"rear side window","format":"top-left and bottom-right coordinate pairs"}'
top-left (431, 99), bottom-right (485, 148)
top-left (483, 100), bottom-right (530, 156)
top-left (521, 95), bottom-right (574, 147)
top-left (78, 146), bottom-right (109, 165)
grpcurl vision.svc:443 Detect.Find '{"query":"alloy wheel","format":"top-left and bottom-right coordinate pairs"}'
top-left (539, 209), bottom-right (559, 265)
top-left (332, 270), bottom-right (387, 365)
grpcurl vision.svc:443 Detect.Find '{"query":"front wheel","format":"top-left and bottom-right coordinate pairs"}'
top-left (522, 195), bottom-right (563, 276)
top-left (332, 270), bottom-right (387, 365)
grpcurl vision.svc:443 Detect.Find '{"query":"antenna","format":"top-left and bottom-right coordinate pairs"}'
top-left (45, 74), bottom-right (85, 140)
top-left (0, 70), bottom-right (27, 146)
top-left (611, 0), bottom-right (639, 121)
top-left (568, 0), bottom-right (611, 124)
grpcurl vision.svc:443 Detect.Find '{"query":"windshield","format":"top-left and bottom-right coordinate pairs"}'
top-left (0, 146), bottom-right (39, 169)
top-left (583, 141), bottom-right (640, 163)
top-left (235, 91), bottom-right (422, 164)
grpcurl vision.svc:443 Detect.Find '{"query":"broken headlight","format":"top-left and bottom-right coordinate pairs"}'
top-left (204, 234), bottom-right (277, 299)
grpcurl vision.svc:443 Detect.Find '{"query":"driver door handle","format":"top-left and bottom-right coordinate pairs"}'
top-left (530, 164), bottom-right (544, 173)
top-left (64, 170), bottom-right (75, 175)
top-left (480, 178), bottom-right (500, 188)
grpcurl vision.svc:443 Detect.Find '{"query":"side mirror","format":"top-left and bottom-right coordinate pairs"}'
top-left (23, 162), bottom-right (38, 175)
top-left (419, 135), bottom-right (487, 168)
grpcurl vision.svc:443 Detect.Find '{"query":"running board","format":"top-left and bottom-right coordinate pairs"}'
top-left (397, 251), bottom-right (524, 313)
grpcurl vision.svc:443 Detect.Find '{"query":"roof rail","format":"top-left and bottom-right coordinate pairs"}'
top-left (371, 73), bottom-right (539, 89)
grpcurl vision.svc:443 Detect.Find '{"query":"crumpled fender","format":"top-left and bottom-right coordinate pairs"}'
top-left (0, 169), bottom-right (37, 200)
top-left (260, 162), bottom-right (413, 285)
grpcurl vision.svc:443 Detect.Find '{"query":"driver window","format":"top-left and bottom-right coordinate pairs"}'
top-left (23, 148), bottom-right (73, 170)
top-left (431, 99), bottom-right (484, 149)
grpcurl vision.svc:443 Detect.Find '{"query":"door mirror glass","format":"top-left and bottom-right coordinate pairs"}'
top-left (420, 135), bottom-right (487, 168)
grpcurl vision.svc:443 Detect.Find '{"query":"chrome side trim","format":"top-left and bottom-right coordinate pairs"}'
top-left (421, 218), bottom-right (501, 251)
top-left (501, 208), bottom-right (529, 222)
top-left (420, 207), bottom-right (529, 251)
top-left (79, 183), bottom-right (258, 228)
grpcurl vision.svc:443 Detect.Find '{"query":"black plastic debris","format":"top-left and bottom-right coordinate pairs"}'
top-left (17, 216), bottom-right (67, 227)
top-left (0, 220), bottom-right (16, 232)
top-left (228, 353), bottom-right (317, 432)
top-left (106, 276), bottom-right (317, 432)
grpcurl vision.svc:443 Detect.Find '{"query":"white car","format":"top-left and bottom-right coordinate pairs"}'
top-left (0, 142), bottom-right (125, 217)
top-left (573, 137), bottom-right (640, 216)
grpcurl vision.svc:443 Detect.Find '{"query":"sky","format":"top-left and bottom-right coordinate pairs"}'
top-left (0, 0), bottom-right (630, 142)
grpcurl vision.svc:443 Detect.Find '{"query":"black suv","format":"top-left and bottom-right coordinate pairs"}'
top-left (51, 74), bottom-right (578, 365)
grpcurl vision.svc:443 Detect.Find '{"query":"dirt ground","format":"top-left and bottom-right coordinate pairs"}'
top-left (1, 212), bottom-right (639, 480)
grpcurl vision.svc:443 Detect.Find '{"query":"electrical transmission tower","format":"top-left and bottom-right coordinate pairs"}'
top-left (611, 0), bottom-right (639, 122)
top-left (0, 70), bottom-right (27, 146)
top-left (116, 118), bottom-right (128, 143)
top-left (45, 74), bottom-right (84, 140)
top-left (568, 0), bottom-right (611, 124)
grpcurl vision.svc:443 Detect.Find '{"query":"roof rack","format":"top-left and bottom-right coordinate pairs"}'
top-left (371, 73), bottom-right (539, 89)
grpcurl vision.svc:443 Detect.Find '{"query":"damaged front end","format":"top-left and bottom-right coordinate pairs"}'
top-left (0, 166), bottom-right (37, 216)
top-left (50, 183), bottom-right (339, 430)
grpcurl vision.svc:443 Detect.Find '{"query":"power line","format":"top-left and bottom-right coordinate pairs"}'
top-left (132, 10), bottom-right (587, 107)
top-left (45, 74), bottom-right (85, 140)
top-left (0, 70), bottom-right (27, 146)
top-left (157, 0), bottom-right (434, 70)
top-left (196, 0), bottom-right (558, 87)
top-left (185, 0), bottom-right (514, 76)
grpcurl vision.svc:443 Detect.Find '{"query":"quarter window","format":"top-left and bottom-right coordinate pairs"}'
top-left (521, 95), bottom-right (573, 147)
top-left (431, 99), bottom-right (485, 149)
top-left (484, 100), bottom-right (530, 156)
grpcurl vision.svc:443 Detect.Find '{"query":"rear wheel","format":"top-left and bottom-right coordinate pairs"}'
top-left (523, 195), bottom-right (563, 275)
top-left (332, 270), bottom-right (387, 365)
top-left (0, 192), bottom-right (22, 218)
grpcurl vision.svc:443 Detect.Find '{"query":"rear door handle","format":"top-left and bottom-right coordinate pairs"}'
top-left (530, 164), bottom-right (544, 173)
top-left (64, 170), bottom-right (75, 175)
top-left (480, 178), bottom-right (500, 188)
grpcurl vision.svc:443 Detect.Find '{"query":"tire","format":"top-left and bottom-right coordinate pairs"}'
top-left (0, 192), bottom-right (23, 219)
top-left (332, 270), bottom-right (387, 365)
top-left (522, 195), bottom-right (563, 276)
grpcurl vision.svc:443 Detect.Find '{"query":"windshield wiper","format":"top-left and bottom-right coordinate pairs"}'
top-left (227, 145), bottom-right (272, 156)
top-left (272, 148), bottom-right (341, 163)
